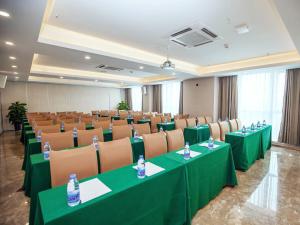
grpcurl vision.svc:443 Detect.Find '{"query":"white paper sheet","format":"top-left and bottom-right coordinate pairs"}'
top-left (133, 162), bottom-right (165, 177)
top-left (79, 178), bottom-right (111, 204)
top-left (137, 136), bottom-right (143, 140)
top-left (198, 143), bottom-right (220, 149)
top-left (176, 150), bottom-right (201, 158)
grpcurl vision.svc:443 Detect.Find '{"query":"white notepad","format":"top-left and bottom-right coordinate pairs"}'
top-left (79, 178), bottom-right (111, 203)
top-left (137, 136), bottom-right (143, 140)
top-left (198, 143), bottom-right (220, 149)
top-left (176, 150), bottom-right (201, 158)
top-left (133, 162), bottom-right (165, 177)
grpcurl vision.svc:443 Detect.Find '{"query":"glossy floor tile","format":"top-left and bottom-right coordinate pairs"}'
top-left (0, 131), bottom-right (299, 225)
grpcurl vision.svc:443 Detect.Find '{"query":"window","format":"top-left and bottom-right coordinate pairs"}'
top-left (237, 69), bottom-right (286, 141)
top-left (131, 87), bottom-right (142, 111)
top-left (162, 81), bottom-right (181, 116)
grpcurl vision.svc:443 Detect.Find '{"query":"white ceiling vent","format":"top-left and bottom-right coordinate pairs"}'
top-left (170, 27), bottom-right (219, 48)
top-left (96, 64), bottom-right (123, 71)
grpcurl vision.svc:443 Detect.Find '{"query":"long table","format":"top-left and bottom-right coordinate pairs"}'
top-left (33, 141), bottom-right (237, 225)
top-left (183, 125), bottom-right (210, 145)
top-left (157, 122), bottom-right (175, 131)
top-left (225, 125), bottom-right (272, 171)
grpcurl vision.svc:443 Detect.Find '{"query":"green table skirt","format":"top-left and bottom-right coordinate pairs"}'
top-left (157, 122), bottom-right (175, 131)
top-left (138, 119), bottom-right (151, 124)
top-left (183, 125), bottom-right (210, 145)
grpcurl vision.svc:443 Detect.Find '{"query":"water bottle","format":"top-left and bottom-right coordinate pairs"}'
top-left (159, 126), bottom-right (164, 132)
top-left (73, 127), bottom-right (78, 138)
top-left (92, 135), bottom-right (99, 151)
top-left (242, 126), bottom-right (246, 134)
top-left (257, 121), bottom-right (261, 128)
top-left (109, 123), bottom-right (112, 131)
top-left (36, 130), bottom-right (42, 142)
top-left (67, 174), bottom-right (80, 207)
top-left (251, 123), bottom-right (255, 130)
top-left (208, 137), bottom-right (214, 149)
top-left (164, 118), bottom-right (167, 123)
top-left (183, 142), bottom-right (190, 160)
top-left (134, 130), bottom-right (138, 140)
top-left (43, 142), bottom-right (51, 160)
top-left (142, 115), bottom-right (146, 120)
top-left (263, 120), bottom-right (266, 126)
top-left (61, 122), bottom-right (65, 131)
top-left (137, 155), bottom-right (145, 179)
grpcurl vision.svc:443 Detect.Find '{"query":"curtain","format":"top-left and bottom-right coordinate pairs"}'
top-left (131, 87), bottom-right (142, 111)
top-left (124, 88), bottom-right (132, 110)
top-left (162, 81), bottom-right (181, 116)
top-left (218, 76), bottom-right (238, 120)
top-left (152, 84), bottom-right (162, 113)
top-left (178, 81), bottom-right (183, 114)
top-left (278, 69), bottom-right (300, 146)
top-left (237, 69), bottom-right (286, 141)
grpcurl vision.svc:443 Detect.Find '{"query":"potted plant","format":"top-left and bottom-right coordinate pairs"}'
top-left (7, 101), bottom-right (27, 131)
top-left (117, 101), bottom-right (130, 111)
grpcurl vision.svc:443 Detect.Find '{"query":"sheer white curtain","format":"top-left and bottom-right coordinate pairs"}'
top-left (237, 69), bottom-right (286, 141)
top-left (131, 87), bottom-right (142, 111)
top-left (162, 81), bottom-right (180, 116)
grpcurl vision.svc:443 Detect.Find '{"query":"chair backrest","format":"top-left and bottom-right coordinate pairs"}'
top-left (34, 124), bottom-right (61, 135)
top-left (41, 131), bottom-right (74, 151)
top-left (98, 117), bottom-right (110, 121)
top-left (218, 121), bottom-right (230, 141)
top-left (166, 129), bottom-right (184, 152)
top-left (64, 123), bottom-right (86, 131)
top-left (133, 115), bottom-right (143, 123)
top-left (62, 118), bottom-right (75, 124)
top-left (93, 120), bottom-right (110, 130)
top-left (150, 116), bottom-right (162, 133)
top-left (197, 116), bottom-right (206, 125)
top-left (34, 120), bottom-right (53, 126)
top-left (112, 119), bottom-right (128, 126)
top-left (175, 119), bottom-right (187, 130)
top-left (229, 119), bottom-right (238, 132)
top-left (77, 128), bottom-right (104, 146)
top-left (142, 132), bottom-right (167, 159)
top-left (133, 123), bottom-right (151, 136)
top-left (208, 122), bottom-right (221, 141)
top-left (205, 116), bottom-right (212, 123)
top-left (112, 125), bottom-right (132, 140)
top-left (98, 137), bottom-right (133, 173)
top-left (50, 145), bottom-right (98, 187)
top-left (81, 117), bottom-right (93, 124)
top-left (186, 118), bottom-right (196, 127)
top-left (160, 116), bottom-right (171, 123)
top-left (236, 118), bottom-right (242, 130)
top-left (182, 114), bottom-right (190, 119)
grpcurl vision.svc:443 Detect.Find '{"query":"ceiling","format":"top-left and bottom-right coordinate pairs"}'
top-left (1, 0), bottom-right (300, 88)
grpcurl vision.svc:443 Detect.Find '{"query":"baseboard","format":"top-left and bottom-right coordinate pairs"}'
top-left (272, 141), bottom-right (300, 151)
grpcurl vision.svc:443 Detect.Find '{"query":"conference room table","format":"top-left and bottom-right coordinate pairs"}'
top-left (111, 116), bottom-right (134, 124)
top-left (225, 125), bottom-right (272, 171)
top-left (157, 122), bottom-right (176, 131)
top-left (137, 119), bottom-right (151, 124)
top-left (183, 125), bottom-right (210, 145)
top-left (33, 140), bottom-right (237, 225)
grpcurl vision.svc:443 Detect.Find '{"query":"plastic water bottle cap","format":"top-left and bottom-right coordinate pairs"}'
top-left (69, 174), bottom-right (76, 179)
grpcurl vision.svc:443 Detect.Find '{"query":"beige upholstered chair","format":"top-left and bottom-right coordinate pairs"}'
top-left (33, 120), bottom-right (53, 126)
top-left (98, 117), bottom-right (111, 121)
top-left (197, 116), bottom-right (206, 125)
top-left (133, 123), bottom-right (151, 136)
top-left (41, 131), bottom-right (74, 151)
top-left (229, 119), bottom-right (238, 132)
top-left (160, 116), bottom-right (171, 123)
top-left (166, 129), bottom-right (185, 152)
top-left (142, 132), bottom-right (167, 159)
top-left (119, 113), bottom-right (129, 120)
top-left (150, 116), bottom-right (162, 133)
top-left (205, 116), bottom-right (212, 123)
top-left (218, 121), bottom-right (230, 141)
top-left (112, 125), bottom-right (132, 140)
top-left (77, 128), bottom-right (104, 146)
top-left (50, 145), bottom-right (98, 187)
top-left (175, 119), bottom-right (187, 130)
top-left (208, 122), bottom-right (221, 141)
top-left (112, 119), bottom-right (128, 126)
top-left (236, 118), bottom-right (242, 130)
top-left (61, 118), bottom-right (75, 124)
top-left (182, 114), bottom-right (190, 119)
top-left (81, 117), bottom-right (93, 125)
top-left (98, 137), bottom-right (133, 173)
top-left (34, 124), bottom-right (61, 135)
top-left (64, 123), bottom-right (86, 131)
top-left (186, 118), bottom-right (196, 127)
top-left (133, 115), bottom-right (143, 123)
top-left (93, 120), bottom-right (110, 130)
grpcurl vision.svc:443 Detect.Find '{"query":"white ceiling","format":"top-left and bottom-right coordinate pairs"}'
top-left (0, 0), bottom-right (300, 87)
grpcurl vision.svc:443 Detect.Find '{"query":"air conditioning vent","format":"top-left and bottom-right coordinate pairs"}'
top-left (96, 65), bottom-right (123, 71)
top-left (170, 26), bottom-right (219, 48)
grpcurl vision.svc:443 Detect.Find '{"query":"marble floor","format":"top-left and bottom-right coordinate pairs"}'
top-left (0, 131), bottom-right (299, 225)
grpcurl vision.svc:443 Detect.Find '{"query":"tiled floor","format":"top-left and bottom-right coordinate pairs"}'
top-left (0, 131), bottom-right (299, 225)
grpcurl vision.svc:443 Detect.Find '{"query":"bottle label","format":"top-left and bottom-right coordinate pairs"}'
top-left (137, 168), bottom-right (145, 177)
top-left (67, 190), bottom-right (80, 204)
top-left (44, 151), bottom-right (49, 160)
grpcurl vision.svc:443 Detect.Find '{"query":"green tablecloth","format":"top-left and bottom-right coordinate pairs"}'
top-left (21, 120), bottom-right (30, 143)
top-left (225, 125), bottom-right (272, 171)
top-left (137, 119), bottom-right (151, 124)
top-left (157, 122), bottom-right (175, 131)
top-left (25, 137), bottom-right (145, 225)
top-left (183, 125), bottom-right (210, 145)
top-left (127, 118), bottom-right (134, 124)
top-left (111, 116), bottom-right (120, 120)
top-left (165, 141), bottom-right (237, 217)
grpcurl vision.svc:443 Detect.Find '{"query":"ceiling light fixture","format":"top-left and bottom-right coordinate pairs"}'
top-left (139, 66), bottom-right (144, 70)
top-left (59, 76), bottom-right (64, 79)
top-left (84, 55), bottom-right (91, 60)
top-left (0, 11), bottom-right (10, 17)
top-left (15, 76), bottom-right (19, 79)
top-left (13, 72), bottom-right (18, 74)
top-left (161, 42), bottom-right (175, 70)
top-left (172, 72), bottom-right (176, 75)
top-left (9, 56), bottom-right (16, 60)
top-left (95, 80), bottom-right (98, 82)
top-left (5, 41), bottom-right (14, 46)
top-left (11, 65), bottom-right (17, 68)
top-left (235, 24), bottom-right (250, 34)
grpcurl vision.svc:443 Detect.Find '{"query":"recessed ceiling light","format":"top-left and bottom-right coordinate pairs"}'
top-left (11, 65), bottom-right (17, 68)
top-left (172, 72), bottom-right (176, 75)
top-left (0, 11), bottom-right (10, 17)
top-left (13, 72), bottom-right (18, 74)
top-left (5, 41), bottom-right (14, 46)
top-left (235, 24), bottom-right (250, 34)
top-left (84, 55), bottom-right (91, 60)
top-left (15, 76), bottom-right (19, 79)
top-left (9, 56), bottom-right (16, 60)
top-left (95, 80), bottom-right (98, 82)
top-left (139, 66), bottom-right (144, 69)
top-left (60, 76), bottom-right (64, 79)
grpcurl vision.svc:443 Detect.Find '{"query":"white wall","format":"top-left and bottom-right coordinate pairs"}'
top-left (142, 85), bottom-right (153, 112)
top-left (183, 77), bottom-right (219, 121)
top-left (1, 81), bottom-right (124, 130)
